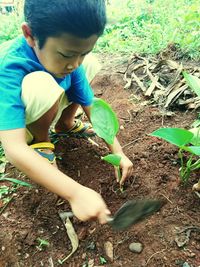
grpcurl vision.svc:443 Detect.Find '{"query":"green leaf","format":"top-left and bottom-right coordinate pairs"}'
top-left (150, 128), bottom-right (193, 147)
top-left (99, 256), bottom-right (107, 265)
top-left (183, 71), bottom-right (200, 97)
top-left (101, 154), bottom-right (121, 166)
top-left (37, 238), bottom-right (49, 247)
top-left (0, 177), bottom-right (33, 188)
top-left (189, 128), bottom-right (200, 146)
top-left (90, 98), bottom-right (119, 145)
top-left (184, 146), bottom-right (200, 156)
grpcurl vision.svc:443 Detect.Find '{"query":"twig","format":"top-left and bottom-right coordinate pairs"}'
top-left (160, 193), bottom-right (173, 204)
top-left (87, 138), bottom-right (99, 147)
top-left (48, 257), bottom-right (54, 267)
top-left (122, 138), bottom-right (142, 149)
top-left (145, 249), bottom-right (166, 266)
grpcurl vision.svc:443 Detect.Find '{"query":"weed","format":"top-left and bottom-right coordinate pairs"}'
top-left (36, 238), bottom-right (49, 251)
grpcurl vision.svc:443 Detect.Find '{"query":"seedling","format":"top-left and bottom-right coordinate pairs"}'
top-left (91, 98), bottom-right (119, 145)
top-left (150, 72), bottom-right (200, 188)
top-left (99, 256), bottom-right (107, 265)
top-left (91, 98), bottom-right (123, 188)
top-left (36, 238), bottom-right (49, 251)
top-left (150, 127), bottom-right (200, 183)
top-left (101, 154), bottom-right (123, 191)
top-left (0, 175), bottom-right (33, 214)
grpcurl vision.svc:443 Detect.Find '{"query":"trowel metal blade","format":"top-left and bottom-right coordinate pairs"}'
top-left (109, 199), bottom-right (164, 231)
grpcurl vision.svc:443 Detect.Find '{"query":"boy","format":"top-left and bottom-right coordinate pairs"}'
top-left (0, 0), bottom-right (133, 224)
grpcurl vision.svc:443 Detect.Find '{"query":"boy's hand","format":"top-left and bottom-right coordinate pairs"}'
top-left (114, 153), bottom-right (133, 185)
top-left (69, 185), bottom-right (110, 224)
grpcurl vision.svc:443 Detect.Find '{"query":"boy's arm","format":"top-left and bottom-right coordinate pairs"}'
top-left (82, 105), bottom-right (133, 185)
top-left (0, 128), bottom-right (110, 223)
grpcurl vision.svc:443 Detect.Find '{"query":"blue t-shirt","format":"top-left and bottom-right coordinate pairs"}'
top-left (0, 36), bottom-right (94, 130)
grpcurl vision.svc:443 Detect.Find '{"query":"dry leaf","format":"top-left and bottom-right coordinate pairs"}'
top-left (58, 212), bottom-right (79, 264)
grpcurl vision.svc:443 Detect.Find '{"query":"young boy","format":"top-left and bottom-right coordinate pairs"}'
top-left (0, 0), bottom-right (133, 224)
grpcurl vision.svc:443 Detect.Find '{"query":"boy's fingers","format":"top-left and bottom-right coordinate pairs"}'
top-left (114, 167), bottom-right (119, 182)
top-left (120, 168), bottom-right (128, 185)
top-left (98, 208), bottom-right (111, 224)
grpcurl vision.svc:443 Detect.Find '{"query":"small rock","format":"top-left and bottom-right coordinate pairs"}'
top-left (1, 246), bottom-right (5, 251)
top-left (24, 253), bottom-right (29, 259)
top-left (88, 259), bottom-right (94, 267)
top-left (82, 253), bottom-right (87, 260)
top-left (104, 241), bottom-right (114, 262)
top-left (129, 242), bottom-right (143, 253)
top-left (120, 125), bottom-right (125, 130)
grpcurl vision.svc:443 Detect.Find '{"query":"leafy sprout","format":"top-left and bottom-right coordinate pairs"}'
top-left (91, 98), bottom-right (123, 190)
top-left (36, 238), bottom-right (49, 251)
top-left (90, 98), bottom-right (119, 145)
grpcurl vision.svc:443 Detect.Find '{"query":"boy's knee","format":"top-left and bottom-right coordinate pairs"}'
top-left (83, 54), bottom-right (102, 83)
top-left (21, 71), bottom-right (65, 125)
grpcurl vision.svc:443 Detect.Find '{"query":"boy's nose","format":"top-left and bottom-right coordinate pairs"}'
top-left (66, 57), bottom-right (82, 71)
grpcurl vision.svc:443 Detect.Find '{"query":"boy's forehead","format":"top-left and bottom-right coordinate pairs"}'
top-left (46, 33), bottom-right (98, 53)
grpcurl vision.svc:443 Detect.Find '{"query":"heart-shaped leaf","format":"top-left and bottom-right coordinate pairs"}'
top-left (150, 128), bottom-right (193, 147)
top-left (91, 98), bottom-right (119, 144)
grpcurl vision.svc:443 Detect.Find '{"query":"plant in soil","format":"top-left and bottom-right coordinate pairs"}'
top-left (90, 98), bottom-right (123, 189)
top-left (36, 238), bottom-right (49, 251)
top-left (150, 127), bottom-right (200, 183)
top-left (150, 72), bottom-right (200, 191)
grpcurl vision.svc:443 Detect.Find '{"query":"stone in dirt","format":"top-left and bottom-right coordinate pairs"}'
top-left (129, 242), bottom-right (143, 253)
top-left (104, 241), bottom-right (114, 262)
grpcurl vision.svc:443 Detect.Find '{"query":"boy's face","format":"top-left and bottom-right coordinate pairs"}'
top-left (22, 24), bottom-right (99, 78)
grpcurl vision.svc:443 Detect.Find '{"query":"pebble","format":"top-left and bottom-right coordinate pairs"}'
top-left (88, 259), bottom-right (94, 267)
top-left (104, 241), bottom-right (114, 262)
top-left (129, 242), bottom-right (143, 253)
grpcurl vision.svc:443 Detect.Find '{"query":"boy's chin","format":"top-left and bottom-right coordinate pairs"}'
top-left (54, 73), bottom-right (70, 78)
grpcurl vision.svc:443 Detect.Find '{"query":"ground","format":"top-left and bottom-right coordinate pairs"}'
top-left (0, 55), bottom-right (200, 267)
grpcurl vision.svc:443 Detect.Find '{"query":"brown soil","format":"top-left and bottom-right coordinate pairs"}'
top-left (0, 58), bottom-right (200, 267)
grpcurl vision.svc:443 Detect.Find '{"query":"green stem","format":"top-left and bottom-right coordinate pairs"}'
top-left (190, 158), bottom-right (200, 170)
top-left (117, 166), bottom-right (124, 192)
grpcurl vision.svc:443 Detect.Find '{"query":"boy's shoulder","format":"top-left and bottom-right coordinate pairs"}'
top-left (0, 36), bottom-right (43, 74)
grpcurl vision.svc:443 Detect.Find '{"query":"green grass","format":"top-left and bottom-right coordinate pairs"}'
top-left (0, 0), bottom-right (199, 59)
top-left (0, 14), bottom-right (22, 44)
top-left (95, 0), bottom-right (200, 60)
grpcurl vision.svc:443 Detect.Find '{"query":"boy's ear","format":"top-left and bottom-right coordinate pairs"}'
top-left (21, 22), bottom-right (36, 48)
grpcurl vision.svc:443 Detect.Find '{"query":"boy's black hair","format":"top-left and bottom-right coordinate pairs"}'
top-left (24, 0), bottom-right (107, 48)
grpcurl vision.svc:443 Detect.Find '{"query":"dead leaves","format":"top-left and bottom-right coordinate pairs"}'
top-left (58, 212), bottom-right (79, 264)
top-left (123, 54), bottom-right (200, 110)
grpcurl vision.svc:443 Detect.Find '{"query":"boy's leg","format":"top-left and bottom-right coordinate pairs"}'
top-left (55, 53), bottom-right (101, 134)
top-left (22, 54), bottom-right (101, 142)
top-left (21, 71), bottom-right (65, 144)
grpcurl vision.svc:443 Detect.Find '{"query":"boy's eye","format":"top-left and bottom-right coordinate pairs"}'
top-left (58, 52), bottom-right (74, 58)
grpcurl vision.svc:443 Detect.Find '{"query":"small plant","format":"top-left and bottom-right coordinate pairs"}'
top-left (150, 127), bottom-right (200, 183)
top-left (0, 175), bottom-right (33, 214)
top-left (36, 238), bottom-right (49, 251)
top-left (99, 256), bottom-right (107, 265)
top-left (91, 98), bottom-right (123, 188)
top-left (150, 72), bottom-right (200, 189)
